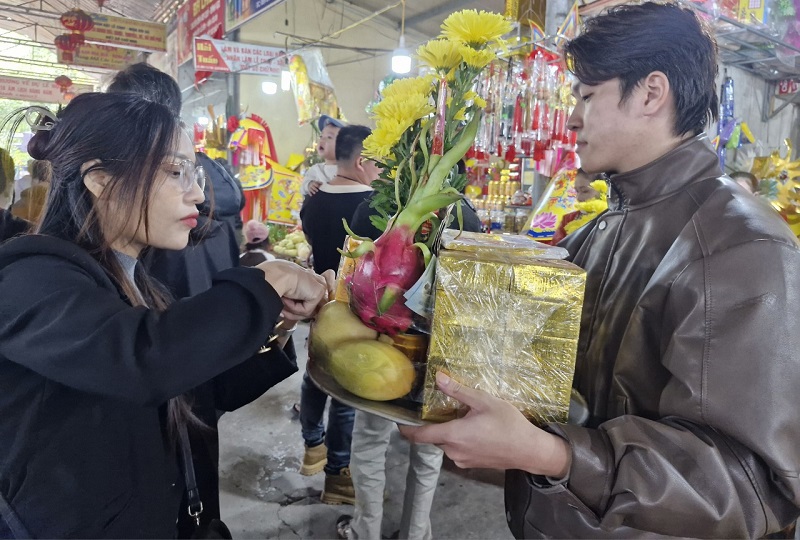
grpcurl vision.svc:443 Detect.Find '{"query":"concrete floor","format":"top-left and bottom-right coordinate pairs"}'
top-left (218, 323), bottom-right (515, 539)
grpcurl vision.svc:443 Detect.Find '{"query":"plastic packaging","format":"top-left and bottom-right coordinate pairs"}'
top-left (422, 230), bottom-right (584, 425)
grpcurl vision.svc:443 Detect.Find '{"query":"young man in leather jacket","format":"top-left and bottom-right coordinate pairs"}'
top-left (401, 3), bottom-right (800, 537)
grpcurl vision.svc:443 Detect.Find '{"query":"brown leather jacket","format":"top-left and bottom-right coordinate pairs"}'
top-left (505, 136), bottom-right (800, 538)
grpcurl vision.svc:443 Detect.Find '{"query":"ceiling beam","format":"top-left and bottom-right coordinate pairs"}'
top-left (0, 3), bottom-right (62, 19)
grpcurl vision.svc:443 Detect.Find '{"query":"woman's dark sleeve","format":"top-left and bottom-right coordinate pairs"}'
top-left (212, 337), bottom-right (299, 411)
top-left (0, 257), bottom-right (282, 406)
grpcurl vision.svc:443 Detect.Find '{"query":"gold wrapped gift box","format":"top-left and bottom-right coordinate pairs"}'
top-left (423, 232), bottom-right (586, 425)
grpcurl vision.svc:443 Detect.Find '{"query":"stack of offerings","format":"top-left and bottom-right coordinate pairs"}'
top-left (315, 232), bottom-right (585, 425)
top-left (422, 231), bottom-right (585, 424)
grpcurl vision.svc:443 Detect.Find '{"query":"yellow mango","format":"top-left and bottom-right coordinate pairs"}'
top-left (329, 340), bottom-right (416, 401)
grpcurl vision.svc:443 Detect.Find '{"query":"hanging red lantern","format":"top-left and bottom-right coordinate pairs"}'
top-left (54, 34), bottom-right (79, 52)
top-left (63, 92), bottom-right (76, 102)
top-left (69, 33), bottom-right (85, 46)
top-left (55, 75), bottom-right (73, 93)
top-left (60, 9), bottom-right (94, 34)
top-left (96, 0), bottom-right (107, 7)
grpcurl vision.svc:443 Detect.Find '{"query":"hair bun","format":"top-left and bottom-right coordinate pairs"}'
top-left (27, 131), bottom-right (51, 160)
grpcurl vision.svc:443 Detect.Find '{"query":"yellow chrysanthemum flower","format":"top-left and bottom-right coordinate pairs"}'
top-left (441, 9), bottom-right (512, 46)
top-left (416, 39), bottom-right (462, 72)
top-left (459, 45), bottom-right (496, 69)
top-left (372, 93), bottom-right (434, 128)
top-left (464, 90), bottom-right (487, 109)
top-left (453, 107), bottom-right (467, 121)
top-left (381, 75), bottom-right (435, 100)
top-left (363, 120), bottom-right (407, 160)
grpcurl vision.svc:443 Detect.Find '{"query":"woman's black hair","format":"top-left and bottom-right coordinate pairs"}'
top-left (10, 92), bottom-right (201, 439)
top-left (564, 2), bottom-right (719, 137)
top-left (107, 62), bottom-right (182, 117)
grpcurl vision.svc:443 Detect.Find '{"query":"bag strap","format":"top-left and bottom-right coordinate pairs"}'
top-left (0, 489), bottom-right (31, 539)
top-left (178, 424), bottom-right (204, 527)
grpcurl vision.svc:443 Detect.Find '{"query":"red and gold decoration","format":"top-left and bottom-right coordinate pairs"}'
top-left (227, 114), bottom-right (302, 225)
top-left (753, 139), bottom-right (800, 238)
top-left (54, 75), bottom-right (72, 93)
top-left (60, 9), bottom-right (95, 46)
top-left (54, 34), bottom-right (80, 52)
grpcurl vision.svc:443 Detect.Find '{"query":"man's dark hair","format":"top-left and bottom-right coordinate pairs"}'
top-left (564, 2), bottom-right (718, 137)
top-left (107, 62), bottom-right (182, 117)
top-left (335, 125), bottom-right (372, 162)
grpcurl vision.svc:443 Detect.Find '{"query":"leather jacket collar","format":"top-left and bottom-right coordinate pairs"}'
top-left (607, 134), bottom-right (723, 210)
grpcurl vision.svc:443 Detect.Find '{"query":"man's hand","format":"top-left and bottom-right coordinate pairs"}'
top-left (308, 181), bottom-right (322, 195)
top-left (256, 260), bottom-right (329, 320)
top-left (399, 372), bottom-right (572, 477)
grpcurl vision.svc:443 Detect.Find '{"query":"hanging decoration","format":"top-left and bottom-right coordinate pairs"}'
top-left (54, 75), bottom-right (73, 93)
top-left (227, 113), bottom-right (302, 225)
top-left (60, 9), bottom-right (95, 46)
top-left (753, 139), bottom-right (800, 238)
top-left (54, 34), bottom-right (79, 52)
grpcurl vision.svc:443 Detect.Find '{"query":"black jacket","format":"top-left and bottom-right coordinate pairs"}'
top-left (0, 209), bottom-right (29, 243)
top-left (144, 215), bottom-right (240, 300)
top-left (0, 235), bottom-right (283, 538)
top-left (197, 153), bottom-right (245, 237)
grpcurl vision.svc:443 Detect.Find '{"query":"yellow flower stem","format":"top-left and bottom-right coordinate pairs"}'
top-left (418, 119), bottom-right (431, 181)
top-left (394, 156), bottom-right (408, 212)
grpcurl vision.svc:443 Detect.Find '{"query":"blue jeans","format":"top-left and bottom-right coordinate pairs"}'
top-left (300, 370), bottom-right (355, 474)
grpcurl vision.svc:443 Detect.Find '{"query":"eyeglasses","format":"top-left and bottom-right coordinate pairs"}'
top-left (80, 159), bottom-right (207, 194)
top-left (162, 160), bottom-right (207, 193)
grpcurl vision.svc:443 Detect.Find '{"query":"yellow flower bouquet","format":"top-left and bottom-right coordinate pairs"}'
top-left (344, 9), bottom-right (511, 335)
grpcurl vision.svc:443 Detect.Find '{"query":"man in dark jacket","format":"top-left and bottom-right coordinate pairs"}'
top-left (401, 3), bottom-right (800, 537)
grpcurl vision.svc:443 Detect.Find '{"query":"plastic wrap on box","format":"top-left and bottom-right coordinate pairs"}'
top-left (423, 230), bottom-right (585, 425)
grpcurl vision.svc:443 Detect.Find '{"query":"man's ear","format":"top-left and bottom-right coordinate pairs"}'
top-left (81, 160), bottom-right (108, 198)
top-left (641, 71), bottom-right (671, 116)
top-left (354, 156), bottom-right (366, 173)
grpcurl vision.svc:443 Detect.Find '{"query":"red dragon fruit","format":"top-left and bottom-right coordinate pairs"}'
top-left (345, 113), bottom-right (481, 335)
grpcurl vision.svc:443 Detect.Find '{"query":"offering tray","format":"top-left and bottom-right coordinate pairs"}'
top-left (307, 358), bottom-right (428, 427)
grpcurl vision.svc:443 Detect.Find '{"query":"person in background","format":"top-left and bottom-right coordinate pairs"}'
top-left (401, 3), bottom-right (800, 537)
top-left (730, 170), bottom-right (759, 195)
top-left (299, 125), bottom-right (377, 505)
top-left (0, 92), bottom-right (330, 538)
top-left (106, 61), bottom-right (294, 537)
top-left (301, 115), bottom-right (345, 197)
top-left (551, 169), bottom-right (607, 244)
top-left (240, 219), bottom-right (275, 267)
top-left (10, 159), bottom-right (51, 223)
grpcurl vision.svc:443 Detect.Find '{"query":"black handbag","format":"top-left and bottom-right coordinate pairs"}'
top-left (178, 425), bottom-right (232, 540)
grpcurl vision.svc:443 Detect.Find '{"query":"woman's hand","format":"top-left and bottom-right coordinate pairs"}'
top-left (256, 260), bottom-right (330, 321)
top-left (399, 372), bottom-right (572, 477)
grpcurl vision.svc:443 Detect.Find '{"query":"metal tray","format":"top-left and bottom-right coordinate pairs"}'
top-left (306, 359), bottom-right (428, 426)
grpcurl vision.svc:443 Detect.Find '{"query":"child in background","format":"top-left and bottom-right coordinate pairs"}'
top-left (551, 169), bottom-right (608, 244)
top-left (240, 220), bottom-right (275, 267)
top-left (301, 115), bottom-right (346, 197)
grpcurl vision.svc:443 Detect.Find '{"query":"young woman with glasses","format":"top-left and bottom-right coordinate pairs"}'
top-left (0, 93), bottom-right (332, 538)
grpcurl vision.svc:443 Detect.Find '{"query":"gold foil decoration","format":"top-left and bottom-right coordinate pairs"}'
top-left (334, 237), bottom-right (361, 303)
top-left (423, 231), bottom-right (586, 425)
